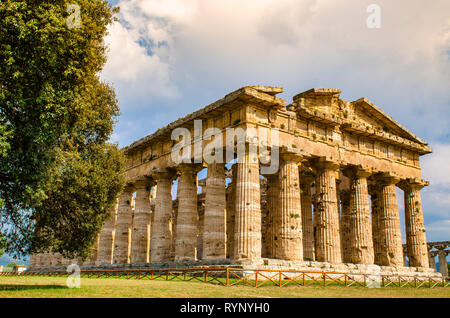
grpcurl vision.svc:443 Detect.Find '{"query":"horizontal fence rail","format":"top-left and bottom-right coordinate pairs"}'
top-left (1, 268), bottom-right (448, 288)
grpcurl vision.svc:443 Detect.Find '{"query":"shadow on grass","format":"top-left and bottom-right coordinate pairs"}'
top-left (0, 284), bottom-right (68, 291)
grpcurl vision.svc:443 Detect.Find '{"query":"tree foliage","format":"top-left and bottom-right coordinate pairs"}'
top-left (0, 0), bottom-right (125, 259)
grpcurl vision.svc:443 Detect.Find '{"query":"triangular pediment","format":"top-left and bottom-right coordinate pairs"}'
top-left (292, 88), bottom-right (430, 154)
top-left (351, 98), bottom-right (426, 145)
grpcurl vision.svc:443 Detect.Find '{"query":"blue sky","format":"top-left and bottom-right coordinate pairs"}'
top-left (103, 0), bottom-right (449, 242)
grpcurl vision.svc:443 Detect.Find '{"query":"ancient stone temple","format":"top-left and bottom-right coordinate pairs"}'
top-left (29, 86), bottom-right (443, 279)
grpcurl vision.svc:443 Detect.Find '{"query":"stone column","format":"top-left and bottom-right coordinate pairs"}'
top-left (130, 178), bottom-right (153, 264)
top-left (112, 186), bottom-right (134, 264)
top-left (226, 165), bottom-right (237, 259)
top-left (343, 167), bottom-right (374, 265)
top-left (369, 184), bottom-right (383, 265)
top-left (437, 248), bottom-right (448, 277)
top-left (375, 174), bottom-right (403, 266)
top-left (234, 147), bottom-right (262, 261)
top-left (273, 152), bottom-right (303, 261)
top-left (313, 160), bottom-right (342, 263)
top-left (203, 162), bottom-right (227, 260)
top-left (264, 174), bottom-right (279, 259)
top-left (428, 250), bottom-right (436, 270)
top-left (340, 189), bottom-right (352, 263)
top-left (300, 173), bottom-right (315, 261)
top-left (175, 164), bottom-right (201, 261)
top-left (97, 203), bottom-right (117, 265)
top-left (398, 179), bottom-right (429, 268)
top-left (151, 169), bottom-right (175, 262)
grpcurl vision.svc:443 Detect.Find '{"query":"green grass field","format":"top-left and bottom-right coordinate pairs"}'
top-left (0, 276), bottom-right (449, 298)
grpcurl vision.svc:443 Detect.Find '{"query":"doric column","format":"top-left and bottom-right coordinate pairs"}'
top-left (112, 185), bottom-right (134, 264)
top-left (274, 152), bottom-right (303, 261)
top-left (340, 189), bottom-right (352, 263)
top-left (313, 159), bottom-right (342, 263)
top-left (343, 167), bottom-right (374, 265)
top-left (226, 165), bottom-right (237, 259)
top-left (375, 173), bottom-right (403, 266)
top-left (264, 174), bottom-right (279, 259)
top-left (234, 147), bottom-right (261, 260)
top-left (203, 162), bottom-right (227, 260)
top-left (130, 178), bottom-right (153, 264)
top-left (369, 184), bottom-right (383, 265)
top-left (175, 164), bottom-right (201, 261)
top-left (150, 169), bottom-right (175, 262)
top-left (398, 179), bottom-right (429, 268)
top-left (437, 248), bottom-right (448, 277)
top-left (428, 250), bottom-right (436, 270)
top-left (300, 173), bottom-right (315, 261)
top-left (96, 203), bottom-right (117, 265)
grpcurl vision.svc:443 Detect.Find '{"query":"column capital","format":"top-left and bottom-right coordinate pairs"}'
top-left (370, 172), bottom-right (400, 185)
top-left (130, 176), bottom-right (154, 189)
top-left (397, 178), bottom-right (429, 191)
top-left (151, 167), bottom-right (177, 181)
top-left (310, 157), bottom-right (341, 172)
top-left (343, 165), bottom-right (373, 179)
top-left (176, 163), bottom-right (203, 174)
top-left (299, 170), bottom-right (316, 185)
top-left (122, 183), bottom-right (135, 194)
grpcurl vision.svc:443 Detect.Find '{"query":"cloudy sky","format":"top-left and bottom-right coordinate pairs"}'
top-left (102, 0), bottom-right (449, 242)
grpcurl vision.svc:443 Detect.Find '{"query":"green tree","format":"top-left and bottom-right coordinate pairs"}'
top-left (0, 234), bottom-right (5, 258)
top-left (0, 0), bottom-right (125, 259)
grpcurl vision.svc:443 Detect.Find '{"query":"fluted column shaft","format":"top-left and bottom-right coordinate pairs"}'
top-left (340, 190), bottom-right (352, 263)
top-left (345, 168), bottom-right (374, 265)
top-left (437, 250), bottom-right (448, 277)
top-left (203, 162), bottom-right (227, 260)
top-left (314, 161), bottom-right (342, 263)
top-left (377, 176), bottom-right (403, 266)
top-left (428, 251), bottom-right (436, 270)
top-left (300, 175), bottom-right (314, 261)
top-left (97, 204), bottom-right (117, 265)
top-left (265, 174), bottom-right (279, 258)
top-left (130, 180), bottom-right (153, 263)
top-left (226, 165), bottom-right (237, 259)
top-left (150, 170), bottom-right (174, 262)
top-left (274, 154), bottom-right (303, 260)
top-left (113, 188), bottom-right (134, 264)
top-left (234, 149), bottom-right (261, 260)
top-left (399, 180), bottom-right (429, 268)
top-left (175, 164), bottom-right (199, 261)
top-left (369, 186), bottom-right (383, 265)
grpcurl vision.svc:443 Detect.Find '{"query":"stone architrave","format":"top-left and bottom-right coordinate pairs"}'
top-left (130, 178), bottom-right (153, 264)
top-left (203, 162), bottom-right (227, 260)
top-left (274, 151), bottom-right (303, 261)
top-left (313, 159), bottom-right (342, 263)
top-left (150, 169), bottom-right (175, 262)
top-left (398, 179), bottom-right (429, 268)
top-left (344, 167), bottom-right (374, 265)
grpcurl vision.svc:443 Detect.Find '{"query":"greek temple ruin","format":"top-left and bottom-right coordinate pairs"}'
top-left (28, 86), bottom-right (446, 279)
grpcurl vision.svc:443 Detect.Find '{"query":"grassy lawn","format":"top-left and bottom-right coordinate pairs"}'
top-left (0, 276), bottom-right (449, 298)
